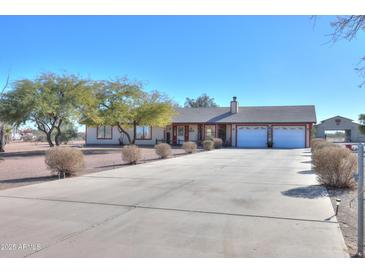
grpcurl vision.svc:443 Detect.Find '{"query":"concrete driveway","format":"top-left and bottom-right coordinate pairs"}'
top-left (0, 149), bottom-right (348, 257)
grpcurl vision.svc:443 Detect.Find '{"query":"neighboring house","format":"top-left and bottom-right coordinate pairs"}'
top-left (85, 97), bottom-right (317, 148)
top-left (315, 115), bottom-right (365, 143)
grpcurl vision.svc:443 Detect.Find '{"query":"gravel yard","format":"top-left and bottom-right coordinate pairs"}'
top-left (0, 142), bottom-right (189, 190)
top-left (327, 188), bottom-right (364, 257)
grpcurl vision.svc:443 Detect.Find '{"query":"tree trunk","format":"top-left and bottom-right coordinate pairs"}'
top-left (132, 121), bottom-right (137, 145)
top-left (55, 129), bottom-right (61, 146)
top-left (117, 123), bottom-right (132, 145)
top-left (0, 124), bottom-right (5, 152)
top-left (46, 132), bottom-right (54, 147)
top-left (54, 120), bottom-right (63, 146)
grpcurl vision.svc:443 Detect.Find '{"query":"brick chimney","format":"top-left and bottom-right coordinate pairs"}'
top-left (230, 96), bottom-right (239, 113)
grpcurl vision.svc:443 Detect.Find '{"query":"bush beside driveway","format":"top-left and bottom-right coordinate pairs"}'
top-left (0, 142), bottom-right (188, 190)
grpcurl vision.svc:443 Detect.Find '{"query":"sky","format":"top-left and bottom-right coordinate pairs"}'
top-left (0, 15), bottom-right (364, 124)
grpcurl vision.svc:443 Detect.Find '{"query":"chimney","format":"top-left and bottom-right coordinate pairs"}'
top-left (230, 96), bottom-right (239, 113)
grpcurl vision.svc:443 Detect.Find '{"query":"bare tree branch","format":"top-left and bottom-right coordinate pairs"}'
top-left (330, 16), bottom-right (365, 42)
top-left (328, 16), bottom-right (365, 87)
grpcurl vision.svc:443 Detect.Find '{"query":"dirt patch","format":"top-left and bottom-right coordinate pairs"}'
top-left (0, 142), bottom-right (195, 190)
top-left (327, 187), bottom-right (364, 257)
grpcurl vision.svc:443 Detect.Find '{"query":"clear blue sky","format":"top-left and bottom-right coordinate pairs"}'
top-left (0, 16), bottom-right (364, 123)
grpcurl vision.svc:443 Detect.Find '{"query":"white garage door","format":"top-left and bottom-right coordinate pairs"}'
top-left (237, 126), bottom-right (268, 148)
top-left (273, 126), bottom-right (305, 148)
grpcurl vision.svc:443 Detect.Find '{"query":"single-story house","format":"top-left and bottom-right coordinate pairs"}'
top-left (85, 97), bottom-right (317, 148)
top-left (315, 115), bottom-right (365, 143)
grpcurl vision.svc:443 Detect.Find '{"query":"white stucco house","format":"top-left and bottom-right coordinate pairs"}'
top-left (85, 97), bottom-right (317, 148)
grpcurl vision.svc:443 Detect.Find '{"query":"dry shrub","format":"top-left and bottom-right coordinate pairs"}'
top-left (121, 145), bottom-right (141, 164)
top-left (182, 141), bottom-right (197, 153)
top-left (311, 140), bottom-right (336, 160)
top-left (311, 138), bottom-right (327, 153)
top-left (312, 146), bottom-right (357, 189)
top-left (212, 138), bottom-right (223, 149)
top-left (203, 139), bottom-right (214, 151)
top-left (155, 143), bottom-right (172, 158)
top-left (45, 147), bottom-right (85, 177)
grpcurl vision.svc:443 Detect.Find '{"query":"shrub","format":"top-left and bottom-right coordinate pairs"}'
top-left (182, 141), bottom-right (197, 153)
top-left (311, 140), bottom-right (336, 160)
top-left (155, 143), bottom-right (172, 159)
top-left (312, 146), bottom-right (357, 189)
top-left (22, 135), bottom-right (34, 142)
top-left (212, 138), bottom-right (223, 149)
top-left (45, 147), bottom-right (85, 177)
top-left (311, 138), bottom-right (326, 153)
top-left (121, 145), bottom-right (141, 164)
top-left (203, 139), bottom-right (214, 151)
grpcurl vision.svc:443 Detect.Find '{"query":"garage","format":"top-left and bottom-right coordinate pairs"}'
top-left (237, 126), bottom-right (268, 148)
top-left (273, 126), bottom-right (305, 148)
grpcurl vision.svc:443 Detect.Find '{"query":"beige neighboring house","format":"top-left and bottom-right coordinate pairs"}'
top-left (86, 96), bottom-right (317, 148)
top-left (315, 115), bottom-right (365, 143)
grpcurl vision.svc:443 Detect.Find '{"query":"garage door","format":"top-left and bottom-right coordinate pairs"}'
top-left (273, 126), bottom-right (305, 148)
top-left (237, 126), bottom-right (268, 148)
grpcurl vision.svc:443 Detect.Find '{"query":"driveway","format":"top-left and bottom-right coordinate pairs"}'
top-left (0, 149), bottom-right (347, 257)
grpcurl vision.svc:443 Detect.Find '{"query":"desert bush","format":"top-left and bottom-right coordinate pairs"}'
top-left (22, 135), bottom-right (34, 142)
top-left (212, 138), bottom-right (223, 149)
top-left (311, 138), bottom-right (326, 153)
top-left (182, 141), bottom-right (197, 153)
top-left (312, 146), bottom-right (357, 189)
top-left (121, 145), bottom-right (141, 164)
top-left (155, 143), bottom-right (172, 159)
top-left (203, 139), bottom-right (214, 151)
top-left (311, 140), bottom-right (336, 161)
top-left (45, 147), bottom-right (85, 177)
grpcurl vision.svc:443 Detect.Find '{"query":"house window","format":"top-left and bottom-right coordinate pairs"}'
top-left (178, 127), bottom-right (184, 137)
top-left (136, 126), bottom-right (152, 140)
top-left (205, 125), bottom-right (216, 138)
top-left (97, 126), bottom-right (112, 139)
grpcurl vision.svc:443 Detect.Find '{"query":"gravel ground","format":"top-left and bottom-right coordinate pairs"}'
top-left (0, 141), bottom-right (190, 190)
top-left (327, 188), bottom-right (364, 257)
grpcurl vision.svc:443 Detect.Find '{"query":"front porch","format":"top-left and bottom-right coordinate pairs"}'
top-left (165, 123), bottom-right (232, 146)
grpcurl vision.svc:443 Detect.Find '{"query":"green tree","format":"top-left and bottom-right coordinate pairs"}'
top-left (0, 73), bottom-right (90, 147)
top-left (81, 78), bottom-right (175, 144)
top-left (184, 93), bottom-right (218, 108)
top-left (359, 114), bottom-right (365, 135)
top-left (59, 122), bottom-right (79, 144)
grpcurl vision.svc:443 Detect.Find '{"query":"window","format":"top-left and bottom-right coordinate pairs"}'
top-left (97, 126), bottom-right (112, 139)
top-left (205, 125), bottom-right (216, 138)
top-left (178, 127), bottom-right (184, 136)
top-left (136, 126), bottom-right (152, 140)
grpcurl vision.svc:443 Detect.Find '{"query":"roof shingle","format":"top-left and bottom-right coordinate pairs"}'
top-left (172, 105), bottom-right (316, 123)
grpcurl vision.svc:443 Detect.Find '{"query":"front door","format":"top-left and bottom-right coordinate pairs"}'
top-left (218, 124), bottom-right (226, 143)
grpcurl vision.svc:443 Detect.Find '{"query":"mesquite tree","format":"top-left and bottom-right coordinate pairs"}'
top-left (81, 78), bottom-right (175, 144)
top-left (0, 73), bottom-right (90, 147)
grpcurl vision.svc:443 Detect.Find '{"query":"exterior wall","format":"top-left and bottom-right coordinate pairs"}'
top-left (226, 124), bottom-right (232, 145)
top-left (86, 122), bottom-right (314, 147)
top-left (86, 126), bottom-right (164, 146)
top-left (315, 117), bottom-right (365, 142)
top-left (232, 123), bottom-right (311, 148)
